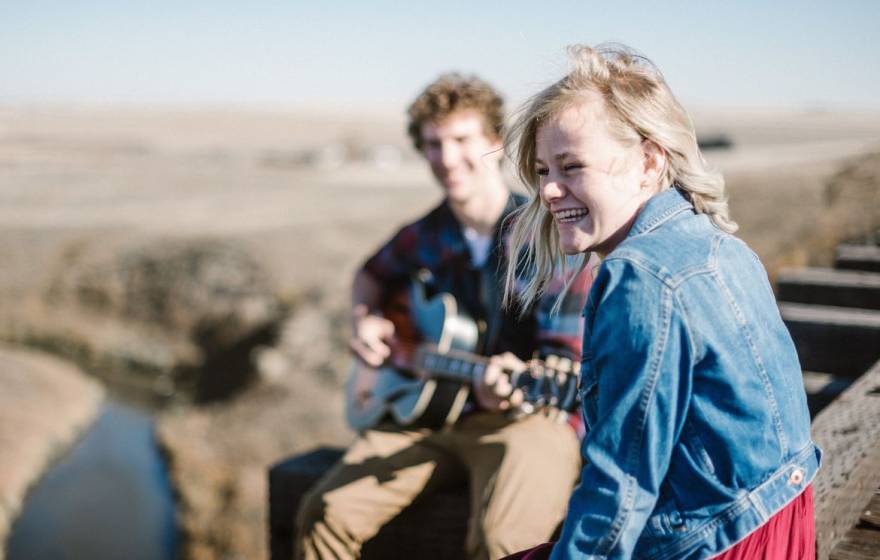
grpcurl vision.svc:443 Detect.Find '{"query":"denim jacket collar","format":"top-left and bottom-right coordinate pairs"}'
top-left (628, 186), bottom-right (694, 237)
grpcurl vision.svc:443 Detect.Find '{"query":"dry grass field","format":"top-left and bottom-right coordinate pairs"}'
top-left (1, 105), bottom-right (878, 559)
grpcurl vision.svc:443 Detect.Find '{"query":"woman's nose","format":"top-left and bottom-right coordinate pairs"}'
top-left (540, 178), bottom-right (565, 203)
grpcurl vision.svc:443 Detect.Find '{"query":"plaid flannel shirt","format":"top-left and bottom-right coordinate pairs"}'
top-left (362, 192), bottom-right (591, 373)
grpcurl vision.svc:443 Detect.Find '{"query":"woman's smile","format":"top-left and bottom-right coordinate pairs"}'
top-left (553, 207), bottom-right (589, 224)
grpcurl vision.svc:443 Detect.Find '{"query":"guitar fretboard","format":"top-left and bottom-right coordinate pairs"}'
top-left (411, 344), bottom-right (580, 412)
top-left (417, 346), bottom-right (487, 382)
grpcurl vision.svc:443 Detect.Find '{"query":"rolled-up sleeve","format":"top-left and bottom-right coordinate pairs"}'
top-left (551, 259), bottom-right (694, 559)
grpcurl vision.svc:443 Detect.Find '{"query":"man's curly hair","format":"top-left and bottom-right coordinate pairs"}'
top-left (407, 73), bottom-right (505, 151)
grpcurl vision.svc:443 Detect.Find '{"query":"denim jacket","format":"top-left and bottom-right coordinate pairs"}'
top-left (551, 188), bottom-right (821, 559)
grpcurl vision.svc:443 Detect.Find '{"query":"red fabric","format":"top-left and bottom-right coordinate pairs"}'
top-left (501, 541), bottom-right (554, 560)
top-left (502, 486), bottom-right (815, 560)
top-left (712, 485), bottom-right (815, 560)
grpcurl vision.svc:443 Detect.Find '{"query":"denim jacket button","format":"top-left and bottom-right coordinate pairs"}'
top-left (788, 468), bottom-right (804, 486)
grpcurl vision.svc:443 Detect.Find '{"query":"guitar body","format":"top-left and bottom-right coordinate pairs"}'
top-left (346, 286), bottom-right (480, 432)
top-left (345, 279), bottom-right (580, 432)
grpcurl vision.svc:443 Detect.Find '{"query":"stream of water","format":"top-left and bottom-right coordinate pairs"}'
top-left (6, 400), bottom-right (176, 560)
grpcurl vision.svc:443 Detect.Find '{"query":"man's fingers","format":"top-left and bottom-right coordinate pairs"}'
top-left (498, 352), bottom-right (526, 372)
top-left (509, 388), bottom-right (524, 408)
top-left (350, 313), bottom-right (395, 368)
top-left (493, 375), bottom-right (513, 398)
top-left (349, 338), bottom-right (388, 368)
top-left (379, 319), bottom-right (396, 337)
top-left (475, 353), bottom-right (534, 412)
top-left (365, 336), bottom-right (391, 359)
top-left (482, 363), bottom-right (499, 385)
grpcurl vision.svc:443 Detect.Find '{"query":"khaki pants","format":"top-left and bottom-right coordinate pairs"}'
top-left (295, 412), bottom-right (580, 560)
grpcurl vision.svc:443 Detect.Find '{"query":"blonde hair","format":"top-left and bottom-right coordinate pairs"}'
top-left (504, 43), bottom-right (736, 312)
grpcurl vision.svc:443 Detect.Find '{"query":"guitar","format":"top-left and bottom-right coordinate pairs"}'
top-left (345, 279), bottom-right (580, 432)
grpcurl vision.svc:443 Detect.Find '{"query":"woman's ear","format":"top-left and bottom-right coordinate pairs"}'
top-left (640, 139), bottom-right (667, 190)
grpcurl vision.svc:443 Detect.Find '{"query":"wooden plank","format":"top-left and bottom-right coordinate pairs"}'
top-left (829, 528), bottom-right (880, 560)
top-left (802, 371), bottom-right (854, 417)
top-left (781, 303), bottom-right (880, 377)
top-left (836, 244), bottom-right (880, 273)
top-left (777, 267), bottom-right (880, 310)
top-left (781, 302), bottom-right (880, 327)
top-left (812, 358), bottom-right (880, 560)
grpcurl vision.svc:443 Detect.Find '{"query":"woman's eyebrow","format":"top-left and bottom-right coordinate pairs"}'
top-left (536, 152), bottom-right (577, 165)
top-left (553, 151), bottom-right (578, 162)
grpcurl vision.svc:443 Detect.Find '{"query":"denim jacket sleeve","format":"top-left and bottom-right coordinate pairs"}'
top-left (551, 258), bottom-right (694, 559)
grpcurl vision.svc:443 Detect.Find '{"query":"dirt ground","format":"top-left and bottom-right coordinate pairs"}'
top-left (1, 105), bottom-right (879, 559)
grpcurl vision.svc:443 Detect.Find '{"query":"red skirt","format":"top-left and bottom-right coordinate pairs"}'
top-left (712, 486), bottom-right (814, 560)
top-left (502, 486), bottom-right (815, 560)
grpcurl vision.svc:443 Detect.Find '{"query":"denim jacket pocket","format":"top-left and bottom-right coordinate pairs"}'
top-left (681, 420), bottom-right (717, 479)
top-left (578, 354), bottom-right (599, 432)
top-left (646, 495), bottom-right (688, 538)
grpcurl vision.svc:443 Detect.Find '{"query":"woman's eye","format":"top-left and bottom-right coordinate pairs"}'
top-left (535, 168), bottom-right (549, 176)
top-left (563, 164), bottom-right (583, 173)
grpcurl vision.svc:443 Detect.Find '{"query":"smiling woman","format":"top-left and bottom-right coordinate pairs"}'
top-left (504, 43), bottom-right (735, 312)
top-left (502, 43), bottom-right (820, 560)
top-left (534, 95), bottom-right (666, 257)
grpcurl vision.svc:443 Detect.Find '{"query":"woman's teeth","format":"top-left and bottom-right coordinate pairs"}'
top-left (555, 208), bottom-right (589, 223)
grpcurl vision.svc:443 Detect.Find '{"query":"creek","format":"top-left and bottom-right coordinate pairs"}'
top-left (6, 400), bottom-right (176, 560)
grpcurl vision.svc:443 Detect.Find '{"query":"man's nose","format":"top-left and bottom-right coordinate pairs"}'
top-left (439, 142), bottom-right (461, 168)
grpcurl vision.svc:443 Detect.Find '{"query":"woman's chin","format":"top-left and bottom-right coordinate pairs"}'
top-left (559, 241), bottom-right (589, 256)
top-left (557, 228), bottom-right (593, 255)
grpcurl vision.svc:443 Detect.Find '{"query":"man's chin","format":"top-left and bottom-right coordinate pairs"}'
top-left (443, 181), bottom-right (470, 201)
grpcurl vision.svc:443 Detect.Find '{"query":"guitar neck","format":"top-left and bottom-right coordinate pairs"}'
top-left (411, 344), bottom-right (579, 412)
top-left (415, 344), bottom-right (488, 383)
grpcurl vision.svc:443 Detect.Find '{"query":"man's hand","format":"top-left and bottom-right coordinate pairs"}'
top-left (473, 352), bottom-right (526, 412)
top-left (349, 304), bottom-right (395, 368)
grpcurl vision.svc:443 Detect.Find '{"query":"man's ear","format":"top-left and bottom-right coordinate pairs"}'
top-left (640, 139), bottom-right (667, 189)
top-left (488, 133), bottom-right (503, 152)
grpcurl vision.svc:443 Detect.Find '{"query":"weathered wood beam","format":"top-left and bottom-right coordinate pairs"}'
top-left (781, 303), bottom-right (880, 377)
top-left (836, 245), bottom-right (880, 273)
top-left (777, 267), bottom-right (880, 310)
top-left (811, 358), bottom-right (880, 559)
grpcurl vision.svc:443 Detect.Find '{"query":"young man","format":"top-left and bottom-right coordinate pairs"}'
top-left (295, 73), bottom-right (591, 560)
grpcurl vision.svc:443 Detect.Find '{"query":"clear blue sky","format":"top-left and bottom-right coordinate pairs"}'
top-left (2, 0), bottom-right (878, 111)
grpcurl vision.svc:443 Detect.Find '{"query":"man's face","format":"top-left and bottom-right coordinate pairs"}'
top-left (419, 111), bottom-right (503, 203)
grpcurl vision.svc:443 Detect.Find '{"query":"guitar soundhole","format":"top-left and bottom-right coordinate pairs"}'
top-left (383, 286), bottom-right (421, 374)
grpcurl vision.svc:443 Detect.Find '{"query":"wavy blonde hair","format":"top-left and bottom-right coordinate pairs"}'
top-left (503, 43), bottom-right (736, 313)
